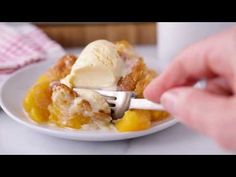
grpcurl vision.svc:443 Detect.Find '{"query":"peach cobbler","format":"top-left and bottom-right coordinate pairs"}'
top-left (23, 40), bottom-right (169, 132)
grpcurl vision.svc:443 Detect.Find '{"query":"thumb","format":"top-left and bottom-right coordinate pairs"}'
top-left (160, 87), bottom-right (233, 134)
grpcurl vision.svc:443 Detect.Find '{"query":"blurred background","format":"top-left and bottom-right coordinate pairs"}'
top-left (36, 23), bottom-right (157, 47)
top-left (0, 22), bottom-right (158, 85)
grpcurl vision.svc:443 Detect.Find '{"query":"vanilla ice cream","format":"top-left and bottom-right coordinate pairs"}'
top-left (62, 40), bottom-right (125, 90)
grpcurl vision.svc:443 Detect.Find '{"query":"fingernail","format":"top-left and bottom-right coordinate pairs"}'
top-left (161, 91), bottom-right (178, 116)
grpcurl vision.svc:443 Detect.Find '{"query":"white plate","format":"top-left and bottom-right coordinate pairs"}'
top-left (0, 60), bottom-right (177, 141)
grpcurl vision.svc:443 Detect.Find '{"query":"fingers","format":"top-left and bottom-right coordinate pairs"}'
top-left (144, 27), bottom-right (236, 102)
top-left (205, 77), bottom-right (232, 95)
top-left (144, 61), bottom-right (199, 103)
top-left (160, 87), bottom-right (233, 135)
top-left (160, 87), bottom-right (236, 150)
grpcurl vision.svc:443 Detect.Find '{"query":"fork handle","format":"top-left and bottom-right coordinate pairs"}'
top-left (129, 98), bottom-right (165, 111)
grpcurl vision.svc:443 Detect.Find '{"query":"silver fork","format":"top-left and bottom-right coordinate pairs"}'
top-left (84, 90), bottom-right (165, 119)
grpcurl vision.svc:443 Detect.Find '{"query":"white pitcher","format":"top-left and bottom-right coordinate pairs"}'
top-left (157, 22), bottom-right (236, 71)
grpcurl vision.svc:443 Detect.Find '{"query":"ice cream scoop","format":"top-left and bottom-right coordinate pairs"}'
top-left (62, 40), bottom-right (125, 90)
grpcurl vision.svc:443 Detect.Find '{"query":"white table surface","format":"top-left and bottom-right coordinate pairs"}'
top-left (0, 45), bottom-right (233, 154)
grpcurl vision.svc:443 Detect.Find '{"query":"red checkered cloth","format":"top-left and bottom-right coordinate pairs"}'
top-left (0, 23), bottom-right (65, 85)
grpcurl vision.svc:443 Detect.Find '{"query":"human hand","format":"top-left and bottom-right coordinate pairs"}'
top-left (144, 27), bottom-right (236, 150)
